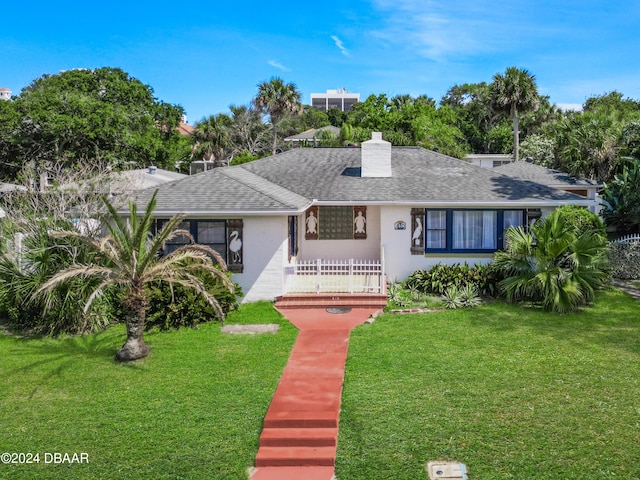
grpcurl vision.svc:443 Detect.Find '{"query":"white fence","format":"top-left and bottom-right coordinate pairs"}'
top-left (612, 234), bottom-right (640, 244)
top-left (284, 258), bottom-right (384, 294)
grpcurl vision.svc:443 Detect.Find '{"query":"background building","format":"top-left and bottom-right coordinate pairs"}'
top-left (310, 89), bottom-right (359, 112)
top-left (0, 88), bottom-right (12, 100)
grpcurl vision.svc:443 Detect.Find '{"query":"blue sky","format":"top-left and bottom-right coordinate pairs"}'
top-left (3, 1), bottom-right (640, 124)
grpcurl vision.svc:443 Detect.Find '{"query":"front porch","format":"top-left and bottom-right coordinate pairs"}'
top-left (283, 258), bottom-right (385, 295)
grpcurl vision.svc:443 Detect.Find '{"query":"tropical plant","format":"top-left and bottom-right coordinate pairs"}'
top-left (0, 220), bottom-right (118, 335)
top-left (191, 113), bottom-right (233, 166)
top-left (37, 191), bottom-right (235, 361)
top-left (492, 210), bottom-right (609, 313)
top-left (490, 67), bottom-right (540, 161)
top-left (253, 77), bottom-right (303, 155)
top-left (442, 284), bottom-right (482, 309)
top-left (405, 262), bottom-right (504, 297)
top-left (601, 157), bottom-right (640, 234)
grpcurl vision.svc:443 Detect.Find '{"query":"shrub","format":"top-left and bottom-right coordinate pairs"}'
top-left (405, 262), bottom-right (504, 298)
top-left (554, 205), bottom-right (606, 238)
top-left (145, 270), bottom-right (241, 331)
top-left (0, 222), bottom-right (118, 335)
top-left (607, 241), bottom-right (640, 279)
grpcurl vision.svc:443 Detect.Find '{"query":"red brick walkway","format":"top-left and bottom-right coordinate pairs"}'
top-left (250, 306), bottom-right (380, 480)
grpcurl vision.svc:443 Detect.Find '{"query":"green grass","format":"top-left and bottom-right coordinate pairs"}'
top-left (337, 288), bottom-right (640, 480)
top-left (0, 301), bottom-right (297, 480)
top-left (2, 292), bottom-right (640, 480)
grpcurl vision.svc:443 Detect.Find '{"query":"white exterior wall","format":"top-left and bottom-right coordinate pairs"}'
top-left (297, 206), bottom-right (381, 261)
top-left (379, 206), bottom-right (492, 283)
top-left (233, 216), bottom-right (288, 303)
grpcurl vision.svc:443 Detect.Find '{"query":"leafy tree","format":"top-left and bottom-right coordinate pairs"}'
top-left (520, 134), bottom-right (556, 167)
top-left (441, 82), bottom-right (501, 153)
top-left (601, 157), bottom-right (640, 235)
top-left (493, 209), bottom-right (609, 313)
top-left (490, 67), bottom-right (540, 161)
top-left (3, 68), bottom-right (186, 178)
top-left (327, 107), bottom-right (348, 127)
top-left (37, 192), bottom-right (235, 361)
top-left (550, 110), bottom-right (621, 181)
top-left (253, 77), bottom-right (303, 155)
top-left (620, 121), bottom-right (640, 159)
top-left (346, 94), bottom-right (468, 155)
top-left (583, 91), bottom-right (640, 122)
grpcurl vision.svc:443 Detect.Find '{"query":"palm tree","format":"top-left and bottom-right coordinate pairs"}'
top-left (192, 113), bottom-right (233, 166)
top-left (492, 210), bottom-right (609, 313)
top-left (491, 67), bottom-right (540, 161)
top-left (253, 77), bottom-right (303, 155)
top-left (37, 191), bottom-right (234, 361)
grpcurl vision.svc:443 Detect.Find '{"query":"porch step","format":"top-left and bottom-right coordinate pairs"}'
top-left (275, 293), bottom-right (387, 309)
top-left (260, 427), bottom-right (338, 447)
top-left (255, 446), bottom-right (336, 467)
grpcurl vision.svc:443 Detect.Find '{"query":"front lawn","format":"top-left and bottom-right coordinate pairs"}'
top-left (0, 302), bottom-right (297, 480)
top-left (2, 291), bottom-right (639, 479)
top-left (337, 288), bottom-right (640, 479)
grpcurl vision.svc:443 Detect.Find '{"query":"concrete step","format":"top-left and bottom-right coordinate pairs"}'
top-left (260, 427), bottom-right (338, 447)
top-left (255, 446), bottom-right (336, 467)
top-left (263, 410), bottom-right (339, 429)
top-left (275, 293), bottom-right (387, 309)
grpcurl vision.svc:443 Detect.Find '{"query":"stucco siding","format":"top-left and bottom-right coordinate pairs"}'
top-left (297, 206), bottom-right (381, 260)
top-left (233, 216), bottom-right (288, 302)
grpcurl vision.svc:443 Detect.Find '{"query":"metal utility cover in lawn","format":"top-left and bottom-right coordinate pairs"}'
top-left (426, 461), bottom-right (468, 480)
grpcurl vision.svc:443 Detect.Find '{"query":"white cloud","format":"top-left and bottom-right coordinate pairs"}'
top-left (555, 103), bottom-right (583, 112)
top-left (331, 35), bottom-right (350, 57)
top-left (267, 60), bottom-right (290, 72)
top-left (368, 1), bottom-right (552, 62)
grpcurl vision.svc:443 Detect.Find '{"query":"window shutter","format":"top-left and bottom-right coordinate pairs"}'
top-left (227, 219), bottom-right (243, 273)
top-left (353, 206), bottom-right (367, 239)
top-left (410, 208), bottom-right (424, 255)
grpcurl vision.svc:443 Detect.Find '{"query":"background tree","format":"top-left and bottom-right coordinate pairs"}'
top-left (2, 68), bottom-right (187, 179)
top-left (38, 192), bottom-right (235, 361)
top-left (227, 104), bottom-right (270, 159)
top-left (601, 157), bottom-right (640, 235)
top-left (253, 77), bottom-right (303, 155)
top-left (490, 67), bottom-right (540, 161)
top-left (441, 82), bottom-right (501, 153)
top-left (191, 113), bottom-right (233, 166)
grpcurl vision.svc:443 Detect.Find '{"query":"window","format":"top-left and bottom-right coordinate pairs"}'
top-left (318, 206), bottom-right (354, 240)
top-left (503, 210), bottom-right (525, 247)
top-left (164, 221), bottom-right (191, 253)
top-left (424, 209), bottom-right (525, 253)
top-left (452, 211), bottom-right (496, 250)
top-left (156, 219), bottom-right (243, 272)
top-left (197, 221), bottom-right (226, 256)
top-left (426, 210), bottom-right (446, 249)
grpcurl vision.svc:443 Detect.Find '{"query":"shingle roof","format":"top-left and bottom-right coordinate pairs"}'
top-left (284, 125), bottom-right (341, 142)
top-left (493, 161), bottom-right (601, 188)
top-left (129, 146), bottom-right (592, 215)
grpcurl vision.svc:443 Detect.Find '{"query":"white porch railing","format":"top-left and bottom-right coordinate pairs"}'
top-left (284, 258), bottom-right (384, 294)
top-left (613, 234), bottom-right (640, 243)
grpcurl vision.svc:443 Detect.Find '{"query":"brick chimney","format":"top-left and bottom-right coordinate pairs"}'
top-left (361, 132), bottom-right (391, 177)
